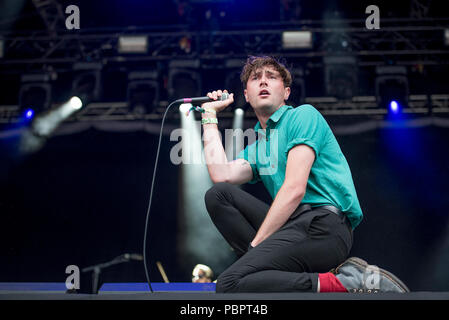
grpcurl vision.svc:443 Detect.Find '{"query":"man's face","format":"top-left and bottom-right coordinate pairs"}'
top-left (244, 66), bottom-right (291, 111)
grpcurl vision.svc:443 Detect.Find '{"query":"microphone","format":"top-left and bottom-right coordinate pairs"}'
top-left (175, 92), bottom-right (229, 105)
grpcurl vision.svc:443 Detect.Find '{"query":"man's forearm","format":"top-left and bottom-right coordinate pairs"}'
top-left (251, 184), bottom-right (304, 247)
top-left (202, 114), bottom-right (229, 182)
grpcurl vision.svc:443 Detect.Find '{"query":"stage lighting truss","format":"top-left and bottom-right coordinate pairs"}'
top-left (2, 94), bottom-right (449, 125)
top-left (1, 18), bottom-right (449, 124)
top-left (1, 18), bottom-right (448, 66)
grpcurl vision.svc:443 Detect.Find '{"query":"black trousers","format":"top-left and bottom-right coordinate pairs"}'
top-left (204, 182), bottom-right (353, 293)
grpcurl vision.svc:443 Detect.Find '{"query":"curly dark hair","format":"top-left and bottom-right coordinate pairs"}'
top-left (240, 56), bottom-right (292, 89)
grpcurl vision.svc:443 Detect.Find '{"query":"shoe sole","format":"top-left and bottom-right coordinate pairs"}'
top-left (336, 257), bottom-right (410, 293)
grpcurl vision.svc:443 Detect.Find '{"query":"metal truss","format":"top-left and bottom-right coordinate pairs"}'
top-left (410, 0), bottom-right (433, 19)
top-left (31, 0), bottom-right (66, 34)
top-left (1, 18), bottom-right (448, 72)
top-left (1, 95), bottom-right (448, 125)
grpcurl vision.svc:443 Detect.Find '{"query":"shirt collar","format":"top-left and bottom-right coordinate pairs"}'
top-left (253, 105), bottom-right (293, 131)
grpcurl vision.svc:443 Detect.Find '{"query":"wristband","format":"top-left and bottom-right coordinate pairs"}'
top-left (186, 106), bottom-right (217, 117)
top-left (203, 108), bottom-right (216, 115)
top-left (201, 117), bottom-right (218, 125)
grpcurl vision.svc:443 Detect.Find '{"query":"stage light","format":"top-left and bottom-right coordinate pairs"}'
top-left (445, 29), bottom-right (449, 46)
top-left (19, 73), bottom-right (52, 116)
top-left (168, 60), bottom-right (201, 102)
top-left (179, 103), bottom-right (192, 114)
top-left (234, 108), bottom-right (244, 116)
top-left (24, 109), bottom-right (34, 119)
top-left (19, 95), bottom-right (86, 155)
top-left (375, 66), bottom-right (409, 115)
top-left (324, 56), bottom-right (358, 100)
top-left (72, 62), bottom-right (103, 105)
top-left (69, 96), bottom-right (83, 110)
top-left (282, 31), bottom-right (313, 49)
top-left (31, 97), bottom-right (83, 137)
top-left (389, 100), bottom-right (400, 113)
top-left (118, 36), bottom-right (148, 54)
top-left (127, 71), bottom-right (159, 116)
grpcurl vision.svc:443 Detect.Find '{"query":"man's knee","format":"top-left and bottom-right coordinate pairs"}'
top-left (215, 271), bottom-right (239, 293)
top-left (204, 182), bottom-right (233, 211)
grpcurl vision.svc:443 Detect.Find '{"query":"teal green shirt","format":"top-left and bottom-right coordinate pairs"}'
top-left (237, 104), bottom-right (363, 229)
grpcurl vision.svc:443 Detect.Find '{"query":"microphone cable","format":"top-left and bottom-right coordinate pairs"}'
top-left (142, 95), bottom-right (226, 293)
top-left (142, 99), bottom-right (181, 293)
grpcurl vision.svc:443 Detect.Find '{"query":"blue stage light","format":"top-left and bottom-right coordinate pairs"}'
top-left (389, 100), bottom-right (400, 113)
top-left (24, 108), bottom-right (34, 119)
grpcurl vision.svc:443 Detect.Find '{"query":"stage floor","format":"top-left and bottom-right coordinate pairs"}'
top-left (1, 282), bottom-right (448, 300)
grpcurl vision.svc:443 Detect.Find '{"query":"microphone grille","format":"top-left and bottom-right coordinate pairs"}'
top-left (220, 92), bottom-right (230, 101)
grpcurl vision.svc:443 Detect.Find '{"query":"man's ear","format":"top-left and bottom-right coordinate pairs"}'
top-left (244, 89), bottom-right (249, 102)
top-left (284, 87), bottom-right (291, 101)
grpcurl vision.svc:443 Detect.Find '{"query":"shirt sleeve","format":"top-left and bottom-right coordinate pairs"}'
top-left (236, 142), bottom-right (261, 184)
top-left (285, 105), bottom-right (329, 159)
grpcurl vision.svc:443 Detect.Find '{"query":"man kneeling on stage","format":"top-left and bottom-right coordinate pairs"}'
top-left (200, 55), bottom-right (409, 293)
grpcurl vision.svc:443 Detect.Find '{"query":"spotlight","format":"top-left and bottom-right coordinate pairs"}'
top-left (69, 96), bottom-right (83, 110)
top-left (72, 62), bottom-right (103, 105)
top-left (24, 109), bottom-right (35, 120)
top-left (179, 103), bottom-right (192, 114)
top-left (234, 108), bottom-right (244, 116)
top-left (389, 100), bottom-right (400, 114)
top-left (324, 56), bottom-right (358, 100)
top-left (31, 96), bottom-right (84, 138)
top-left (168, 60), bottom-right (201, 102)
top-left (375, 66), bottom-right (409, 114)
top-left (19, 73), bottom-right (52, 116)
top-left (118, 35), bottom-right (148, 54)
top-left (282, 31), bottom-right (313, 49)
top-left (127, 71), bottom-right (159, 116)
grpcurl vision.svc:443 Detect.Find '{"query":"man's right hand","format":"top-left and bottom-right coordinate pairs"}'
top-left (202, 89), bottom-right (234, 113)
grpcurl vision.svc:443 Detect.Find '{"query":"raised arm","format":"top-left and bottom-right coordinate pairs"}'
top-left (201, 90), bottom-right (253, 185)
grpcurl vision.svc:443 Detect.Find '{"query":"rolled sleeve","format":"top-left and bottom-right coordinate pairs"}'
top-left (285, 137), bottom-right (320, 159)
